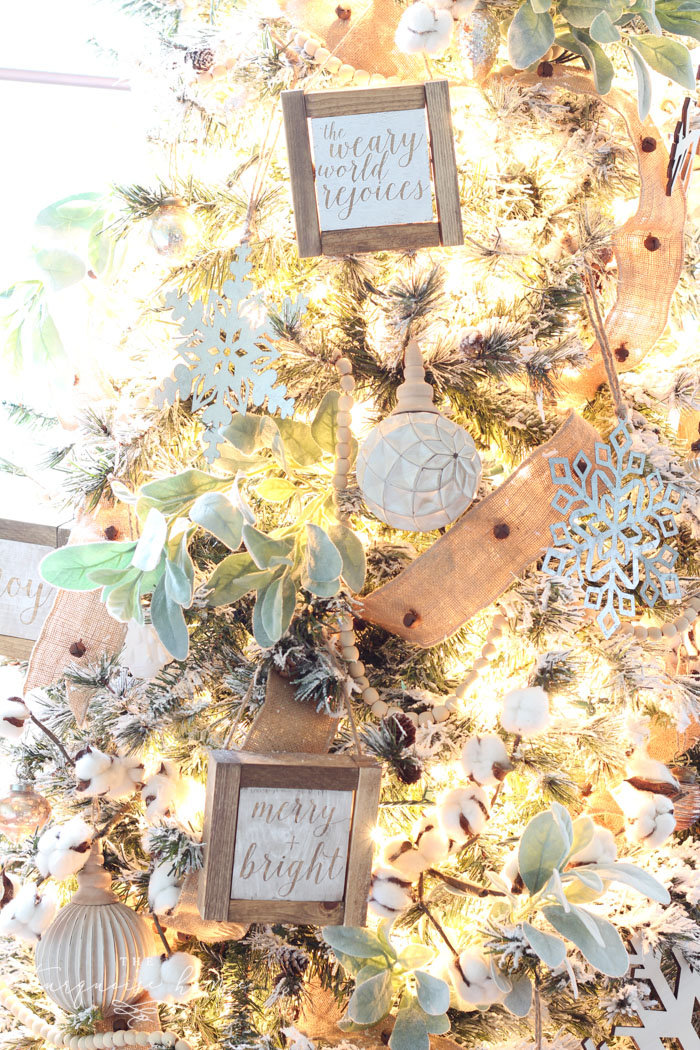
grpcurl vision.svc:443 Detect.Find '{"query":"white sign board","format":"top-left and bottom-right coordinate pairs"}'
top-left (310, 108), bottom-right (434, 231)
top-left (0, 539), bottom-right (56, 640)
top-left (230, 786), bottom-right (354, 901)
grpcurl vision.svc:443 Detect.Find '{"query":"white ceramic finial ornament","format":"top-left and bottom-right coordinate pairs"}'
top-left (356, 341), bottom-right (481, 532)
top-left (35, 841), bottom-right (158, 1014)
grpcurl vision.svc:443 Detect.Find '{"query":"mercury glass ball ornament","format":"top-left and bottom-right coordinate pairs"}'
top-left (456, 6), bottom-right (500, 82)
top-left (356, 340), bottom-right (481, 532)
top-left (35, 842), bottom-right (158, 1015)
top-left (148, 200), bottom-right (200, 264)
top-left (0, 783), bottom-right (51, 843)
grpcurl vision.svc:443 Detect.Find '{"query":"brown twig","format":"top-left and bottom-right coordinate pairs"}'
top-left (534, 972), bottom-right (542, 1050)
top-left (417, 873), bottom-right (459, 956)
top-left (29, 714), bottom-right (75, 767)
top-left (581, 257), bottom-right (628, 422)
top-left (151, 909), bottom-right (173, 958)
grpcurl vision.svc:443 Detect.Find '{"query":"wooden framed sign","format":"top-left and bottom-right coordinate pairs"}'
top-left (281, 80), bottom-right (463, 257)
top-left (198, 751), bottom-right (381, 925)
top-left (0, 516), bottom-right (70, 660)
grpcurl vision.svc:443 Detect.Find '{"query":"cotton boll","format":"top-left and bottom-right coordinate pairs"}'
top-left (368, 866), bottom-right (413, 920)
top-left (395, 2), bottom-right (453, 54)
top-left (501, 849), bottom-right (523, 893)
top-left (437, 785), bottom-right (489, 843)
top-left (500, 686), bottom-right (551, 737)
top-left (412, 814), bottom-right (455, 865)
top-left (626, 794), bottom-right (676, 847)
top-left (381, 836), bottom-right (429, 880)
top-left (75, 747), bottom-right (112, 786)
top-left (569, 825), bottom-right (617, 866)
top-left (106, 756), bottom-right (145, 800)
top-left (448, 950), bottom-right (504, 1009)
top-left (0, 697), bottom-right (30, 740)
top-left (0, 882), bottom-right (57, 942)
top-left (460, 735), bottom-right (513, 787)
top-left (35, 816), bottom-right (92, 880)
top-left (141, 761), bottom-right (198, 824)
top-left (122, 621), bottom-right (172, 681)
top-left (149, 861), bottom-right (183, 914)
top-left (140, 952), bottom-right (201, 1003)
top-left (75, 748), bottom-right (143, 800)
top-left (625, 749), bottom-right (679, 790)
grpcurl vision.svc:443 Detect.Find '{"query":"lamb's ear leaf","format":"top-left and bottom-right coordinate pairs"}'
top-left (150, 576), bottom-right (189, 660)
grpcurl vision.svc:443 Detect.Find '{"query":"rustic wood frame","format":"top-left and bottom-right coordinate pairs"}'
top-left (281, 80), bottom-right (463, 258)
top-left (0, 519), bottom-right (70, 660)
top-left (198, 751), bottom-right (381, 925)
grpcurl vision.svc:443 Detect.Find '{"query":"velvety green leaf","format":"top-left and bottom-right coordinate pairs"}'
top-left (87, 566), bottom-right (137, 587)
top-left (87, 222), bottom-right (114, 277)
top-left (301, 575), bottom-right (341, 598)
top-left (151, 576), bottom-right (189, 660)
top-left (543, 905), bottom-right (629, 976)
top-left (531, 0), bottom-right (552, 11)
top-left (503, 975), bottom-right (533, 1017)
top-left (627, 0), bottom-right (662, 30)
top-left (259, 571), bottom-right (296, 642)
top-left (590, 9), bottom-right (620, 38)
top-left (570, 816), bottom-right (595, 859)
top-left (111, 479), bottom-right (138, 505)
top-left (570, 28), bottom-right (614, 92)
top-left (35, 193), bottom-right (102, 231)
top-left (423, 1013), bottom-right (450, 1035)
top-left (627, 44), bottom-right (653, 120)
top-left (207, 552), bottom-right (273, 606)
top-left (631, 33), bottom-right (695, 88)
top-left (165, 557), bottom-right (193, 607)
top-left (41, 541), bottom-right (137, 590)
top-left (306, 523), bottom-right (343, 584)
top-left (32, 308), bottom-right (64, 366)
top-left (588, 862), bottom-right (670, 903)
top-left (396, 945), bottom-right (435, 972)
top-left (139, 556), bottom-right (167, 596)
top-left (568, 869), bottom-right (604, 893)
top-left (518, 810), bottom-right (571, 894)
top-left (355, 962), bottom-right (389, 984)
top-left (275, 418), bottom-right (323, 466)
top-left (322, 926), bottom-right (388, 959)
top-left (508, 2), bottom-right (555, 65)
top-left (105, 574), bottom-right (143, 623)
top-left (337, 1015), bottom-right (377, 1033)
top-left (415, 972), bottom-right (450, 1016)
top-left (550, 802), bottom-right (573, 852)
top-left (328, 522), bottom-right (366, 593)
top-left (220, 414), bottom-right (282, 456)
top-left (390, 998), bottom-right (430, 1050)
top-left (34, 249), bottom-right (86, 291)
top-left (256, 477), bottom-right (298, 502)
top-left (242, 524), bottom-right (294, 570)
top-left (655, 0), bottom-right (700, 40)
top-left (564, 877), bottom-right (604, 904)
top-left (347, 970), bottom-right (393, 1025)
top-left (311, 391), bottom-right (340, 454)
top-left (139, 470), bottom-right (227, 517)
top-left (132, 508), bottom-right (168, 572)
top-left (190, 492), bottom-right (243, 550)
top-left (523, 922), bottom-right (567, 968)
top-left (559, 0), bottom-right (610, 26)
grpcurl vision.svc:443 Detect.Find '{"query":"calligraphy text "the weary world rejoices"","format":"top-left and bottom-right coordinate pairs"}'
top-left (311, 109), bottom-right (434, 230)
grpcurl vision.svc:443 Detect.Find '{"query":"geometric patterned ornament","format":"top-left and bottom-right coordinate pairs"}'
top-left (356, 340), bottom-right (481, 532)
top-left (157, 245), bottom-right (304, 462)
top-left (582, 936), bottom-right (700, 1050)
top-left (542, 421), bottom-right (683, 639)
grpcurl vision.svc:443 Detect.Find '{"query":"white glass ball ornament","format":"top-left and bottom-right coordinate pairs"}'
top-left (357, 341), bottom-right (481, 532)
top-left (35, 842), bottom-right (158, 1014)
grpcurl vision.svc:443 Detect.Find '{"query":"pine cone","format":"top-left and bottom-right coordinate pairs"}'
top-left (186, 47), bottom-right (215, 72)
top-left (383, 712), bottom-right (416, 748)
top-left (395, 756), bottom-right (423, 784)
top-left (278, 945), bottom-right (309, 977)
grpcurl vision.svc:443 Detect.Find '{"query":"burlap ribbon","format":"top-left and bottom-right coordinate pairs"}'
top-left (361, 411), bottom-right (601, 646)
top-left (25, 505), bottom-right (137, 725)
top-left (279, 0), bottom-right (423, 79)
top-left (503, 67), bottom-right (687, 404)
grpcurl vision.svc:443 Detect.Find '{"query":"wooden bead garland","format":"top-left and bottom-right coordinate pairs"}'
top-left (290, 29), bottom-right (403, 87)
top-left (0, 981), bottom-right (189, 1049)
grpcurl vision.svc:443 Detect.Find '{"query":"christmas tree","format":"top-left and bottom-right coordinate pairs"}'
top-left (2, 2), bottom-right (700, 1049)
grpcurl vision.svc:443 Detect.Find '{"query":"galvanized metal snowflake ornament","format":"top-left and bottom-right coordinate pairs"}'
top-left (542, 421), bottom-right (683, 639)
top-left (157, 246), bottom-right (301, 461)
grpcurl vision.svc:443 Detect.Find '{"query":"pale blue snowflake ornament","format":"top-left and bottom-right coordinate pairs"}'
top-left (542, 422), bottom-right (683, 639)
top-left (157, 246), bottom-right (302, 461)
